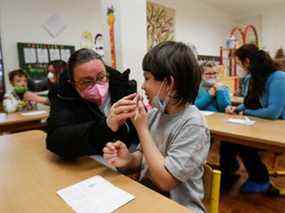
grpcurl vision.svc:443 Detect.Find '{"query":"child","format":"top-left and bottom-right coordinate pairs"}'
top-left (195, 62), bottom-right (235, 190)
top-left (195, 61), bottom-right (231, 112)
top-left (103, 41), bottom-right (210, 212)
top-left (3, 69), bottom-right (37, 113)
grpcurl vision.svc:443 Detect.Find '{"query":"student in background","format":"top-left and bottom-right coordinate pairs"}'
top-left (195, 61), bottom-right (231, 112)
top-left (195, 62), bottom-right (233, 190)
top-left (3, 69), bottom-right (37, 113)
top-left (223, 44), bottom-right (285, 193)
top-left (103, 41), bottom-right (210, 212)
top-left (24, 60), bottom-right (67, 106)
top-left (46, 60), bottom-right (67, 84)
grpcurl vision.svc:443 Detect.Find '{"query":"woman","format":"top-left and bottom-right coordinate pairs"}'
top-left (46, 48), bottom-right (138, 159)
top-left (223, 44), bottom-right (285, 193)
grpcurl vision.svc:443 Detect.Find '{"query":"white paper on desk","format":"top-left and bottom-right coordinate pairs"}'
top-left (200, 111), bottom-right (215, 116)
top-left (21, 111), bottom-right (47, 116)
top-left (227, 118), bottom-right (256, 126)
top-left (57, 176), bottom-right (135, 213)
top-left (0, 113), bottom-right (7, 121)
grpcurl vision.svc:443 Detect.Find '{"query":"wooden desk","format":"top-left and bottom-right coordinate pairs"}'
top-left (231, 96), bottom-right (244, 106)
top-left (0, 131), bottom-right (189, 213)
top-left (205, 112), bottom-right (285, 151)
top-left (0, 110), bottom-right (48, 133)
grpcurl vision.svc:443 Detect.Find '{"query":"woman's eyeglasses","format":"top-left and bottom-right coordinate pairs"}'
top-left (73, 73), bottom-right (108, 90)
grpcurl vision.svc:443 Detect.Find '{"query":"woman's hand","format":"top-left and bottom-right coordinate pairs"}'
top-left (225, 105), bottom-right (237, 114)
top-left (103, 141), bottom-right (132, 168)
top-left (106, 93), bottom-right (137, 132)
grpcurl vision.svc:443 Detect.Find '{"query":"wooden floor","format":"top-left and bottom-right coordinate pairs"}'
top-left (208, 142), bottom-right (285, 213)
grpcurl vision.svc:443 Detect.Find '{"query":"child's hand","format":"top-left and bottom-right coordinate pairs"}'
top-left (23, 92), bottom-right (40, 103)
top-left (103, 141), bottom-right (132, 168)
top-left (131, 99), bottom-right (148, 131)
top-left (214, 82), bottom-right (223, 89)
top-left (208, 87), bottom-right (216, 96)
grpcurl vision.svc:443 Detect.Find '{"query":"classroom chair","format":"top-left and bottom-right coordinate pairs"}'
top-left (265, 151), bottom-right (285, 177)
top-left (203, 163), bottom-right (221, 213)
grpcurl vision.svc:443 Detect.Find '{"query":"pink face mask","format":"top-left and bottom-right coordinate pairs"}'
top-left (79, 82), bottom-right (109, 105)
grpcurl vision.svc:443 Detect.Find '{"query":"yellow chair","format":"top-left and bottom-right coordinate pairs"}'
top-left (265, 151), bottom-right (285, 177)
top-left (203, 163), bottom-right (221, 213)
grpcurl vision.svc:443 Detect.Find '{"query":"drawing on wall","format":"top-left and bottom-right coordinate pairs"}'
top-left (80, 31), bottom-right (94, 49)
top-left (43, 14), bottom-right (67, 38)
top-left (107, 4), bottom-right (116, 68)
top-left (147, 2), bottom-right (175, 50)
top-left (94, 33), bottom-right (104, 57)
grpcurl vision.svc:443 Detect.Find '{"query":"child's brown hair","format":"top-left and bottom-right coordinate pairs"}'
top-left (8, 69), bottom-right (28, 83)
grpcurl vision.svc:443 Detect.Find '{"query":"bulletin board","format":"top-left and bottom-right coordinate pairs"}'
top-left (17, 42), bottom-right (75, 79)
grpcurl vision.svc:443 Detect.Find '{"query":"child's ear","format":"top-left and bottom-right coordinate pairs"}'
top-left (165, 76), bottom-right (174, 86)
top-left (167, 76), bottom-right (175, 92)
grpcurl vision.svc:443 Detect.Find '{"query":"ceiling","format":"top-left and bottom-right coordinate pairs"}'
top-left (201, 0), bottom-right (285, 18)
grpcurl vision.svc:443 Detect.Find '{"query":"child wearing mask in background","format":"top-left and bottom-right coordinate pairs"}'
top-left (3, 69), bottom-right (37, 113)
top-left (195, 61), bottom-right (231, 112)
top-left (23, 60), bottom-right (67, 106)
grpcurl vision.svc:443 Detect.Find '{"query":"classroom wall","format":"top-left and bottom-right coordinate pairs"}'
top-left (261, 3), bottom-right (285, 56)
top-left (234, 2), bottom-right (285, 57)
top-left (150, 0), bottom-right (235, 56)
top-left (99, 0), bottom-right (147, 92)
top-left (0, 0), bottom-right (238, 93)
top-left (0, 0), bottom-right (103, 91)
top-left (118, 0), bottom-right (147, 92)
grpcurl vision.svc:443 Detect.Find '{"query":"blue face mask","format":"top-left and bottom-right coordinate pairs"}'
top-left (152, 96), bottom-right (167, 112)
top-left (151, 82), bottom-right (167, 112)
top-left (203, 79), bottom-right (216, 87)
